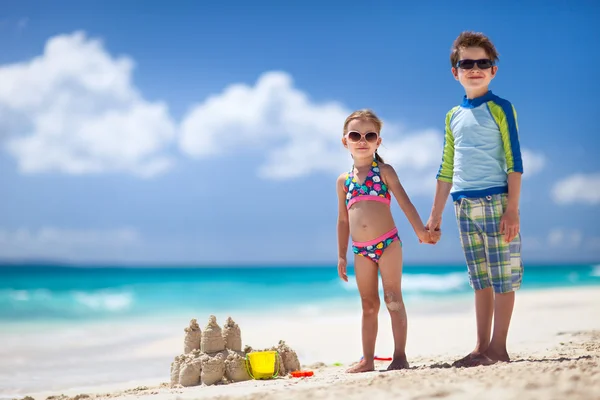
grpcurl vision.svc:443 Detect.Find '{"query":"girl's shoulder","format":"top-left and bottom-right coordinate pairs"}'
top-left (377, 162), bottom-right (396, 174)
top-left (337, 171), bottom-right (350, 185)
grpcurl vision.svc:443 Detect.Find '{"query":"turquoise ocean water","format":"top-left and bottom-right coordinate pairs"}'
top-left (2, 263), bottom-right (599, 323)
top-left (1, 262), bottom-right (600, 398)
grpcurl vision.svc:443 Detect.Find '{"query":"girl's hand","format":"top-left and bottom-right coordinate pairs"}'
top-left (417, 228), bottom-right (434, 244)
top-left (428, 228), bottom-right (442, 243)
top-left (337, 257), bottom-right (348, 282)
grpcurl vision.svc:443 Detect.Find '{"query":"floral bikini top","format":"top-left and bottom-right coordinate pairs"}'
top-left (343, 160), bottom-right (391, 209)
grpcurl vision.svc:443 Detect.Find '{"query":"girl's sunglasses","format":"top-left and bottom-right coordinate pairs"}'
top-left (346, 131), bottom-right (379, 143)
top-left (455, 59), bottom-right (494, 70)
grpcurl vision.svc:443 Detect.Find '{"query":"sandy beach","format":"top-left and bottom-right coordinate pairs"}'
top-left (8, 286), bottom-right (599, 400)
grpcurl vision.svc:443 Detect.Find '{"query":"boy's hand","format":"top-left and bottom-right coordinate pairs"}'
top-left (425, 215), bottom-right (442, 244)
top-left (500, 208), bottom-right (519, 243)
top-left (429, 228), bottom-right (442, 243)
top-left (417, 228), bottom-right (435, 244)
top-left (426, 215), bottom-right (442, 234)
top-left (337, 257), bottom-right (348, 282)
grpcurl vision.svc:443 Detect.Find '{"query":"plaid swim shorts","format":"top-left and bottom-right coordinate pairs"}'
top-left (454, 193), bottom-right (523, 293)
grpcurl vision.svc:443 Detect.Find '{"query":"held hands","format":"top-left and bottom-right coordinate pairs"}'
top-left (423, 215), bottom-right (442, 245)
top-left (337, 257), bottom-right (348, 282)
top-left (417, 228), bottom-right (436, 244)
top-left (428, 228), bottom-right (441, 244)
top-left (500, 208), bottom-right (519, 243)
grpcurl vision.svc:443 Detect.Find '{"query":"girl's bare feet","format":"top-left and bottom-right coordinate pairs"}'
top-left (346, 359), bottom-right (375, 373)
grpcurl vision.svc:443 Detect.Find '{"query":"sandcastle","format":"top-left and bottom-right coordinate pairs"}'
top-left (170, 315), bottom-right (301, 387)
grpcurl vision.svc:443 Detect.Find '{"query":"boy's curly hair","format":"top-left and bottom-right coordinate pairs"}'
top-left (450, 31), bottom-right (499, 67)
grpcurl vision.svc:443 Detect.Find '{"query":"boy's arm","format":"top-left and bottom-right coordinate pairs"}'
top-left (428, 110), bottom-right (456, 233)
top-left (506, 172), bottom-right (522, 212)
top-left (497, 103), bottom-right (523, 176)
top-left (428, 180), bottom-right (453, 231)
top-left (502, 172), bottom-right (522, 242)
top-left (336, 174), bottom-right (350, 261)
top-left (495, 102), bottom-right (524, 242)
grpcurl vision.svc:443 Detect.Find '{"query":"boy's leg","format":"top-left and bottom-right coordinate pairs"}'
top-left (485, 198), bottom-right (523, 361)
top-left (487, 291), bottom-right (514, 361)
top-left (378, 240), bottom-right (409, 370)
top-left (453, 198), bottom-right (496, 367)
top-left (347, 254), bottom-right (380, 373)
top-left (473, 287), bottom-right (494, 354)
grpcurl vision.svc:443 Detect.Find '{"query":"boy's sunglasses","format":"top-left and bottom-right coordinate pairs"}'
top-left (455, 59), bottom-right (494, 70)
top-left (346, 131), bottom-right (379, 143)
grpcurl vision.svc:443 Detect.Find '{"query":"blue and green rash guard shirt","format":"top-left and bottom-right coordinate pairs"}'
top-left (436, 91), bottom-right (524, 202)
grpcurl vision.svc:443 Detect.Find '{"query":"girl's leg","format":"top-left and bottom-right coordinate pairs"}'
top-left (378, 240), bottom-right (409, 370)
top-left (346, 254), bottom-right (380, 373)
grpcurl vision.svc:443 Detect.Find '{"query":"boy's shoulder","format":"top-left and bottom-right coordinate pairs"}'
top-left (484, 92), bottom-right (518, 123)
top-left (485, 92), bottom-right (515, 109)
top-left (446, 91), bottom-right (517, 124)
top-left (445, 105), bottom-right (461, 122)
top-left (455, 91), bottom-right (515, 110)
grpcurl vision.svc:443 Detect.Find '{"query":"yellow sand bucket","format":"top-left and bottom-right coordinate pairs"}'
top-left (246, 351), bottom-right (279, 380)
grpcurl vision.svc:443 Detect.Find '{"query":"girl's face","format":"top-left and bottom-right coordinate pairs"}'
top-left (342, 119), bottom-right (381, 159)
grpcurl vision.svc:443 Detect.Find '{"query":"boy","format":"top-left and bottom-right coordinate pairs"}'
top-left (426, 31), bottom-right (524, 367)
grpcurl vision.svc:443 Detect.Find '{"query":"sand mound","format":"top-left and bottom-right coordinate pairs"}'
top-left (178, 361), bottom-right (201, 387)
top-left (183, 319), bottom-right (201, 354)
top-left (170, 315), bottom-right (299, 387)
top-left (200, 353), bottom-right (226, 385)
top-left (169, 355), bottom-right (182, 386)
top-left (201, 315), bottom-right (226, 353)
top-left (270, 340), bottom-right (301, 375)
top-left (225, 351), bottom-right (251, 382)
top-left (222, 317), bottom-right (242, 352)
top-left (178, 353), bottom-right (202, 387)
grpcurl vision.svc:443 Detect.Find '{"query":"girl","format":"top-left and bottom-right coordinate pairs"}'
top-left (336, 109), bottom-right (434, 373)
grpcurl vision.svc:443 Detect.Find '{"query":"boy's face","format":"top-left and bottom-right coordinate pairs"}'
top-left (452, 47), bottom-right (498, 93)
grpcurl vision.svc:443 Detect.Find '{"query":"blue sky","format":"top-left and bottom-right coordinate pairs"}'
top-left (0, 0), bottom-right (599, 265)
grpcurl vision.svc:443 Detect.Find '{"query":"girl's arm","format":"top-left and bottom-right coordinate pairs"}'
top-left (381, 164), bottom-right (430, 242)
top-left (336, 174), bottom-right (350, 261)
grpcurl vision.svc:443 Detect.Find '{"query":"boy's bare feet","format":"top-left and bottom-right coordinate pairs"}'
top-left (386, 356), bottom-right (409, 370)
top-left (451, 352), bottom-right (496, 368)
top-left (485, 347), bottom-right (510, 362)
top-left (346, 359), bottom-right (375, 373)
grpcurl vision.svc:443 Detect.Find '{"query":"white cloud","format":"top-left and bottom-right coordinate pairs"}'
top-left (179, 71), bottom-right (445, 194)
top-left (0, 227), bottom-right (141, 261)
top-left (0, 31), bottom-right (549, 187)
top-left (521, 148), bottom-right (545, 177)
top-left (520, 234), bottom-right (544, 250)
top-left (179, 72), bottom-right (547, 192)
top-left (551, 173), bottom-right (600, 205)
top-left (0, 31), bottom-right (176, 178)
top-left (547, 228), bottom-right (583, 249)
top-left (585, 237), bottom-right (600, 251)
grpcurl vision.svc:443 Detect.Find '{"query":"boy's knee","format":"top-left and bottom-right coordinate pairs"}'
top-left (493, 286), bottom-right (518, 295)
top-left (360, 296), bottom-right (380, 315)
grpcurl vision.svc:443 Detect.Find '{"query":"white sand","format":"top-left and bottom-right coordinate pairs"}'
top-left (8, 286), bottom-right (600, 400)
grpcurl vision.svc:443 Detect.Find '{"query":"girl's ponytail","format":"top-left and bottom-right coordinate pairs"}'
top-left (374, 150), bottom-right (384, 163)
